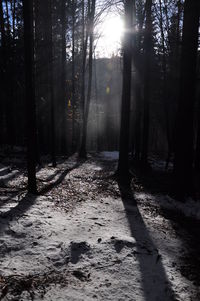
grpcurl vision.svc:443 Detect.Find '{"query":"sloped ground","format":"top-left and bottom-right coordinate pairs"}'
top-left (0, 152), bottom-right (199, 300)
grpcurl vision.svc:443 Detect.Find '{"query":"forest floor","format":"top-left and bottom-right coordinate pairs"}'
top-left (0, 151), bottom-right (200, 301)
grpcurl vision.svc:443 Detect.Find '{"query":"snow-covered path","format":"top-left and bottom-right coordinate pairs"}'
top-left (0, 153), bottom-right (199, 300)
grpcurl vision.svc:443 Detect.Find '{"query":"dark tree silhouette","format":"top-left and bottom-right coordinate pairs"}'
top-left (195, 102), bottom-right (200, 172)
top-left (0, 0), bottom-right (5, 145)
top-left (79, 0), bottom-right (89, 157)
top-left (118, 0), bottom-right (133, 176)
top-left (141, 0), bottom-right (153, 167)
top-left (23, 0), bottom-right (37, 193)
top-left (79, 0), bottom-right (96, 158)
top-left (48, 0), bottom-right (56, 167)
top-left (174, 0), bottom-right (200, 194)
top-left (60, 0), bottom-right (68, 154)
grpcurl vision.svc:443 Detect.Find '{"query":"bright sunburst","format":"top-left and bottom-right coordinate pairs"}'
top-left (96, 15), bottom-right (124, 58)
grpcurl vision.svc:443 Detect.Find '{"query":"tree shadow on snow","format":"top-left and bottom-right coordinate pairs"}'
top-left (0, 159), bottom-right (86, 234)
top-left (0, 193), bottom-right (37, 234)
top-left (38, 169), bottom-right (61, 183)
top-left (39, 158), bottom-right (86, 195)
top-left (0, 190), bottom-right (24, 210)
top-left (0, 170), bottom-right (22, 186)
top-left (159, 207), bottom-right (200, 288)
top-left (117, 179), bottom-right (176, 301)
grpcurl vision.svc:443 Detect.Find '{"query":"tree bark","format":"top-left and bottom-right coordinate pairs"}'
top-left (141, 0), bottom-right (153, 167)
top-left (23, 0), bottom-right (37, 193)
top-left (79, 0), bottom-right (96, 158)
top-left (47, 0), bottom-right (56, 167)
top-left (71, 0), bottom-right (76, 152)
top-left (158, 0), bottom-right (171, 169)
top-left (80, 0), bottom-right (89, 152)
top-left (195, 100), bottom-right (200, 172)
top-left (0, 0), bottom-right (5, 145)
top-left (60, 0), bottom-right (68, 154)
top-left (117, 0), bottom-right (133, 176)
top-left (174, 0), bottom-right (200, 195)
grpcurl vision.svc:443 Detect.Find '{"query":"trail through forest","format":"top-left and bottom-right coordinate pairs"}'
top-left (0, 152), bottom-right (200, 300)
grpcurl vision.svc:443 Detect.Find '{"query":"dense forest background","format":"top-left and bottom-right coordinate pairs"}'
top-left (0, 0), bottom-right (199, 196)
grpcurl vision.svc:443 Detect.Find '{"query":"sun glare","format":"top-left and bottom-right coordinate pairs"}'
top-left (96, 15), bottom-right (124, 58)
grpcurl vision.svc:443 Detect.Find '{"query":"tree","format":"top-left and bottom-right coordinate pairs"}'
top-left (71, 0), bottom-right (77, 152)
top-left (141, 0), bottom-right (153, 167)
top-left (79, 0), bottom-right (89, 156)
top-left (60, 0), bottom-right (68, 154)
top-left (0, 0), bottom-right (6, 145)
top-left (195, 100), bottom-right (200, 172)
top-left (23, 0), bottom-right (37, 193)
top-left (174, 0), bottom-right (200, 194)
top-left (117, 0), bottom-right (133, 176)
top-left (79, 0), bottom-right (96, 158)
top-left (131, 0), bottom-right (144, 162)
top-left (47, 0), bottom-right (56, 167)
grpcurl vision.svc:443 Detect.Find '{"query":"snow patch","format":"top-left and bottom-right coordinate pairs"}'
top-left (100, 151), bottom-right (119, 160)
top-left (135, 192), bottom-right (200, 220)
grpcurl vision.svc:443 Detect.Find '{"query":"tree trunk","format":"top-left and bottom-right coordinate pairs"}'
top-left (11, 0), bottom-right (16, 39)
top-left (158, 0), bottom-right (171, 169)
top-left (195, 100), bottom-right (200, 172)
top-left (0, 0), bottom-right (6, 145)
top-left (60, 0), bottom-right (68, 154)
top-left (141, 0), bottom-right (153, 167)
top-left (134, 82), bottom-right (142, 161)
top-left (117, 0), bottom-right (133, 176)
top-left (79, 0), bottom-right (96, 158)
top-left (80, 0), bottom-right (89, 152)
top-left (47, 0), bottom-right (56, 167)
top-left (23, 0), bottom-right (37, 193)
top-left (71, 0), bottom-right (76, 152)
top-left (174, 0), bottom-right (200, 195)
top-left (5, 0), bottom-right (10, 33)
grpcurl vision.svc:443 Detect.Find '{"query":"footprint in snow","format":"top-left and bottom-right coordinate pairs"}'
top-left (111, 237), bottom-right (137, 253)
top-left (70, 241), bottom-right (91, 264)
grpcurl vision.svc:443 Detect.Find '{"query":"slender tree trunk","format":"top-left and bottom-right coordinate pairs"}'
top-left (12, 0), bottom-right (16, 39)
top-left (3, 0), bottom-right (14, 147)
top-left (71, 0), bottom-right (76, 152)
top-left (80, 0), bottom-right (88, 146)
top-left (174, 0), bottom-right (200, 194)
top-left (134, 82), bottom-right (142, 161)
top-left (5, 0), bottom-right (10, 33)
top-left (94, 52), bottom-right (100, 151)
top-left (60, 0), bottom-right (68, 154)
top-left (47, 0), bottom-right (56, 167)
top-left (79, 0), bottom-right (95, 158)
top-left (117, 0), bottom-right (133, 176)
top-left (141, 0), bottom-right (153, 167)
top-left (23, 0), bottom-right (37, 193)
top-left (132, 0), bottom-right (143, 162)
top-left (0, 0), bottom-right (5, 54)
top-left (163, 0), bottom-right (170, 36)
top-left (158, 0), bottom-right (171, 169)
top-left (195, 100), bottom-right (200, 172)
top-left (0, 0), bottom-right (5, 145)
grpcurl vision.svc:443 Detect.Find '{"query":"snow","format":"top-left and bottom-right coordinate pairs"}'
top-left (0, 153), bottom-right (199, 300)
top-left (100, 151), bottom-right (119, 160)
top-left (149, 155), bottom-right (173, 172)
top-left (135, 192), bottom-right (200, 221)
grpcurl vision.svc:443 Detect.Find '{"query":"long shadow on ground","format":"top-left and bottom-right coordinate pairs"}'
top-left (0, 192), bottom-right (37, 235)
top-left (159, 207), bottom-right (200, 289)
top-left (118, 180), bottom-right (176, 301)
top-left (0, 170), bottom-right (22, 186)
top-left (131, 161), bottom-right (200, 293)
top-left (0, 158), bottom-right (86, 234)
top-left (39, 158), bottom-right (86, 195)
